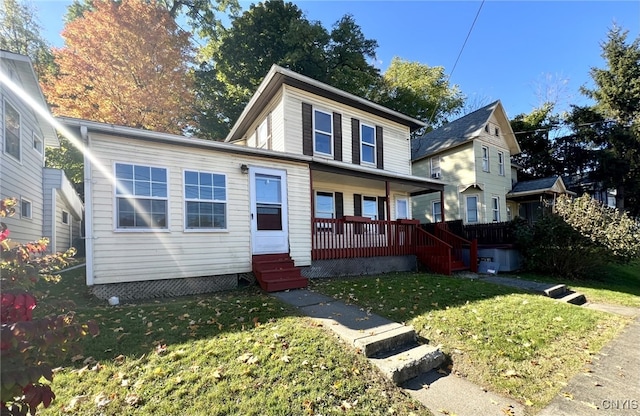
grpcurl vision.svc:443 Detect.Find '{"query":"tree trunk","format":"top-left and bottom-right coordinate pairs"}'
top-left (616, 183), bottom-right (625, 211)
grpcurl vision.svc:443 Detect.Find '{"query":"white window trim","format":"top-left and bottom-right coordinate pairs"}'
top-left (481, 145), bottom-right (490, 172)
top-left (256, 115), bottom-right (270, 149)
top-left (465, 195), bottom-right (479, 223)
top-left (62, 210), bottom-right (70, 225)
top-left (20, 198), bottom-right (32, 219)
top-left (183, 169), bottom-right (228, 232)
top-left (313, 108), bottom-right (333, 157)
top-left (113, 162), bottom-right (170, 232)
top-left (432, 200), bottom-right (442, 223)
top-left (33, 133), bottom-right (43, 154)
top-left (491, 196), bottom-right (500, 222)
top-left (497, 151), bottom-right (505, 176)
top-left (430, 157), bottom-right (441, 178)
top-left (360, 123), bottom-right (376, 165)
top-left (3, 99), bottom-right (22, 163)
top-left (395, 196), bottom-right (409, 220)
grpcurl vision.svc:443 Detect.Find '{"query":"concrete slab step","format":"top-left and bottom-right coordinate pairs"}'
top-left (354, 325), bottom-right (416, 357)
top-left (370, 344), bottom-right (445, 385)
top-left (558, 291), bottom-right (587, 305)
top-left (544, 284), bottom-right (567, 298)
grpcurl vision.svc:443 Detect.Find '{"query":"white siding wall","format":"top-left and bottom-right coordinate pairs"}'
top-left (474, 132), bottom-right (512, 223)
top-left (88, 133), bottom-right (310, 285)
top-left (282, 85), bottom-right (412, 175)
top-left (0, 60), bottom-right (45, 243)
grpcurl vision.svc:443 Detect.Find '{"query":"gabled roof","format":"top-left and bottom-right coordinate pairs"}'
top-left (411, 100), bottom-right (520, 161)
top-left (0, 50), bottom-right (59, 148)
top-left (225, 65), bottom-right (426, 142)
top-left (507, 175), bottom-right (575, 199)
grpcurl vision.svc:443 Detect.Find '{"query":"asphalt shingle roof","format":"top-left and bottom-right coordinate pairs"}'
top-left (509, 176), bottom-right (560, 194)
top-left (411, 100), bottom-right (501, 161)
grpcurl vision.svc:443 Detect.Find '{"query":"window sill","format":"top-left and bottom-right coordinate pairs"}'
top-left (183, 228), bottom-right (229, 233)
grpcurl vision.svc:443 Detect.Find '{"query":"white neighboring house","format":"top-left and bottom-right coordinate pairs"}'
top-left (0, 51), bottom-right (83, 251)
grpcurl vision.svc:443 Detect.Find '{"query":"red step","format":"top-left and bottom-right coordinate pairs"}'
top-left (252, 254), bottom-right (308, 292)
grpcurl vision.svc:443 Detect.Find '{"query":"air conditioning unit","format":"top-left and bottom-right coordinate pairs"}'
top-left (432, 172), bottom-right (441, 179)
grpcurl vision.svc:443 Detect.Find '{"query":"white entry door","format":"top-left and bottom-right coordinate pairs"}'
top-left (249, 167), bottom-right (289, 254)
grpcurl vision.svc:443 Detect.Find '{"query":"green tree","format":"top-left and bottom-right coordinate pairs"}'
top-left (372, 57), bottom-right (464, 135)
top-left (578, 25), bottom-right (640, 214)
top-left (193, 0), bottom-right (380, 140)
top-left (0, 0), bottom-right (54, 77)
top-left (45, 136), bottom-right (84, 198)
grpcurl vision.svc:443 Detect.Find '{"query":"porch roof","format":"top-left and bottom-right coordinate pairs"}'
top-left (507, 176), bottom-right (575, 200)
top-left (310, 157), bottom-right (443, 196)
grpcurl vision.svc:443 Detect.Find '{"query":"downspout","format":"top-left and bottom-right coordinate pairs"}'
top-left (50, 188), bottom-right (57, 252)
top-left (440, 190), bottom-right (445, 222)
top-left (81, 125), bottom-right (94, 286)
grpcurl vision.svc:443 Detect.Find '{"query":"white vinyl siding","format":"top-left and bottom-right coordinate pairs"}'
top-left (87, 133), bottom-right (310, 285)
top-left (282, 85), bottom-right (412, 175)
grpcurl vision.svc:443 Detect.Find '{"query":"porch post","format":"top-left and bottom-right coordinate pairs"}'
top-left (440, 189), bottom-right (445, 222)
top-left (385, 181), bottom-right (392, 252)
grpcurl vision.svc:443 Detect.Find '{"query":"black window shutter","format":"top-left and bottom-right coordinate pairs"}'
top-left (335, 192), bottom-right (344, 234)
top-left (302, 103), bottom-right (313, 156)
top-left (353, 194), bottom-right (362, 216)
top-left (351, 118), bottom-right (360, 165)
top-left (377, 196), bottom-right (386, 234)
top-left (333, 113), bottom-right (342, 161)
top-left (376, 125), bottom-right (384, 169)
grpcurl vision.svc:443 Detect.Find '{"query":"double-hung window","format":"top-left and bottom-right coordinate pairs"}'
top-left (4, 100), bottom-right (21, 161)
top-left (361, 124), bottom-right (376, 164)
top-left (314, 109), bottom-right (332, 156)
top-left (396, 198), bottom-right (408, 220)
top-left (256, 116), bottom-right (270, 149)
top-left (362, 196), bottom-right (377, 220)
top-left (497, 151), bottom-right (505, 176)
top-left (491, 197), bottom-right (500, 222)
top-left (466, 196), bottom-right (478, 223)
top-left (481, 146), bottom-right (489, 172)
top-left (184, 170), bottom-right (227, 230)
top-left (431, 157), bottom-right (441, 178)
top-left (315, 192), bottom-right (335, 219)
top-left (432, 201), bottom-right (442, 223)
top-left (115, 163), bottom-right (168, 229)
top-left (62, 211), bottom-right (70, 225)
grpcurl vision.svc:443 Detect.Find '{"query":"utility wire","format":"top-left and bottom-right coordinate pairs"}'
top-left (426, 0), bottom-right (485, 128)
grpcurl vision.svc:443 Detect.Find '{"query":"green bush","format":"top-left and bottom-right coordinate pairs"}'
top-left (513, 194), bottom-right (640, 278)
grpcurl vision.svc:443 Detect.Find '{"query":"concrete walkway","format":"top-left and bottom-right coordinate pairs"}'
top-left (272, 289), bottom-right (526, 416)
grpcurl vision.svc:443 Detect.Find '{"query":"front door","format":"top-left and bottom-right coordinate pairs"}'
top-left (250, 167), bottom-right (289, 254)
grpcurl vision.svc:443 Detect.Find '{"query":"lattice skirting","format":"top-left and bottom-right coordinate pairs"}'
top-left (90, 274), bottom-right (239, 300)
top-left (301, 255), bottom-right (417, 279)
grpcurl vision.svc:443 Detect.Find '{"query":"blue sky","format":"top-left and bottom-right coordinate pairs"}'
top-left (33, 0), bottom-right (639, 119)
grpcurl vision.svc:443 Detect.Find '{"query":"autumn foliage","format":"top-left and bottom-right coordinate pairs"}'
top-left (1, 198), bottom-right (99, 415)
top-left (42, 0), bottom-right (195, 134)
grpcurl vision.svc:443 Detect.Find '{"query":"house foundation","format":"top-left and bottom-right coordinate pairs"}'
top-left (301, 255), bottom-right (418, 279)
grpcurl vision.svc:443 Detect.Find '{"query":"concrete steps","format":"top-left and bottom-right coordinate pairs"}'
top-left (542, 283), bottom-right (587, 305)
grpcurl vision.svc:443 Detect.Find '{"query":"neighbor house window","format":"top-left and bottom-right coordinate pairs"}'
top-left (432, 201), bottom-right (442, 223)
top-left (481, 146), bottom-right (489, 172)
top-left (314, 109), bottom-right (332, 155)
top-left (495, 127), bottom-right (499, 136)
top-left (184, 170), bottom-right (226, 230)
top-left (256, 116), bottom-right (270, 149)
top-left (115, 163), bottom-right (168, 229)
top-left (4, 100), bottom-right (21, 161)
top-left (498, 151), bottom-right (505, 176)
top-left (62, 211), bottom-right (69, 225)
top-left (33, 134), bottom-right (43, 154)
top-left (362, 196), bottom-right (377, 220)
top-left (361, 123), bottom-right (376, 164)
top-left (20, 198), bottom-right (32, 219)
top-left (507, 206), bottom-right (512, 221)
top-left (431, 157), bottom-right (441, 178)
top-left (396, 198), bottom-right (409, 219)
top-left (466, 196), bottom-right (478, 223)
top-left (491, 197), bottom-right (500, 222)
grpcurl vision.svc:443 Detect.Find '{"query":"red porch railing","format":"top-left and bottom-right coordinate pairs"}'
top-left (434, 223), bottom-right (478, 273)
top-left (414, 227), bottom-right (452, 275)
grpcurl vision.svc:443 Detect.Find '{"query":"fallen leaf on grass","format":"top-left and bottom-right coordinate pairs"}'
top-left (502, 369), bottom-right (520, 378)
top-left (71, 354), bottom-right (84, 362)
top-left (155, 344), bottom-right (168, 355)
top-left (125, 394), bottom-right (140, 406)
top-left (94, 392), bottom-right (111, 408)
top-left (63, 395), bottom-right (89, 412)
top-left (562, 392), bottom-right (574, 400)
top-left (280, 355), bottom-right (291, 363)
top-left (583, 401), bottom-right (599, 410)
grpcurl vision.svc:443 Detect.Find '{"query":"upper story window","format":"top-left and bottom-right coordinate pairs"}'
top-left (497, 151), bottom-right (505, 176)
top-left (494, 127), bottom-right (500, 136)
top-left (115, 163), bottom-right (168, 229)
top-left (484, 124), bottom-right (489, 133)
top-left (481, 146), bottom-right (489, 172)
top-left (20, 198), bottom-right (32, 219)
top-left (256, 115), bottom-right (270, 149)
top-left (314, 109), bottom-right (333, 156)
top-left (431, 157), bottom-right (441, 179)
top-left (184, 170), bottom-right (227, 230)
top-left (4, 100), bottom-right (21, 161)
top-left (360, 124), bottom-right (376, 165)
top-left (62, 211), bottom-right (70, 225)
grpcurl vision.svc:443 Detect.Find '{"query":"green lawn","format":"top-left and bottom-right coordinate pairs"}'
top-left (34, 268), bottom-right (429, 416)
top-left (310, 272), bottom-right (633, 414)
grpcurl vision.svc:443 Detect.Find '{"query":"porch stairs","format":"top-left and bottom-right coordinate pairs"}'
top-left (414, 226), bottom-right (478, 275)
top-left (252, 254), bottom-right (308, 292)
